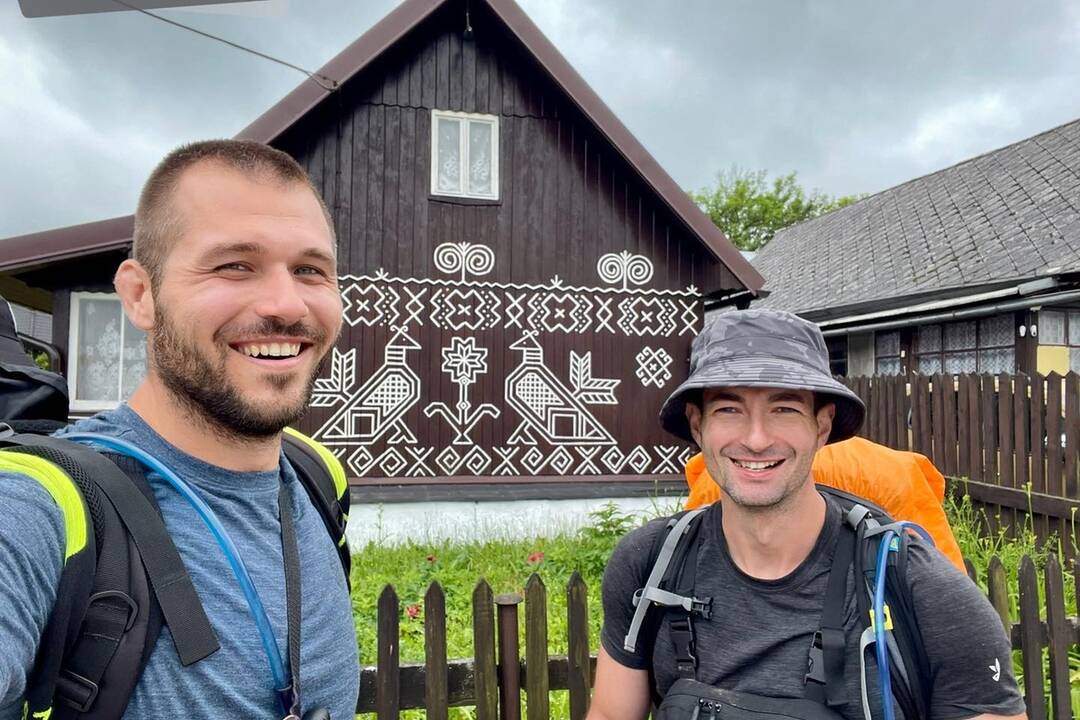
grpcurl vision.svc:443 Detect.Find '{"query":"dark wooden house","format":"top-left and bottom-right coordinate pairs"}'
top-left (0, 0), bottom-right (762, 494)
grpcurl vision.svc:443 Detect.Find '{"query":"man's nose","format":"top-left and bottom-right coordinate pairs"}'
top-left (253, 267), bottom-right (308, 324)
top-left (742, 411), bottom-right (774, 453)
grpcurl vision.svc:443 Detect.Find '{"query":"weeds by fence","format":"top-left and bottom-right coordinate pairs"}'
top-left (357, 556), bottom-right (1079, 719)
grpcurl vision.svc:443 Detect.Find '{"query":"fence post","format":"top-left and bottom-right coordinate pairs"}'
top-left (943, 372), bottom-right (959, 477)
top-left (524, 575), bottom-right (550, 720)
top-left (1043, 554), bottom-right (1071, 720)
top-left (425, 581), bottom-right (449, 720)
top-left (473, 580), bottom-right (499, 720)
top-left (495, 592), bottom-right (524, 720)
top-left (986, 556), bottom-right (1010, 635)
top-left (980, 373), bottom-right (996, 485)
top-left (1031, 373), bottom-right (1046, 494)
top-left (1066, 372), bottom-right (1079, 500)
top-left (376, 585), bottom-right (400, 720)
top-left (567, 573), bottom-right (592, 720)
top-left (1017, 556), bottom-right (1046, 719)
top-left (1013, 373), bottom-right (1029, 493)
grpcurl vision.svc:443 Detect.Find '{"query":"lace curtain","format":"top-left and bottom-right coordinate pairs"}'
top-left (75, 297), bottom-right (146, 403)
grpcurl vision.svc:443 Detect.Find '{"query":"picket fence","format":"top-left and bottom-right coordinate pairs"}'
top-left (357, 559), bottom-right (1079, 719)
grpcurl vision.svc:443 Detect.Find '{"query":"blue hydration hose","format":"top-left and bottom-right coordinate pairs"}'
top-left (65, 433), bottom-right (291, 710)
top-left (872, 520), bottom-right (932, 720)
top-left (873, 529), bottom-right (896, 720)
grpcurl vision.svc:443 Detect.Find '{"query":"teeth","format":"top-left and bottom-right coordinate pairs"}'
top-left (239, 342), bottom-right (301, 358)
top-left (735, 459), bottom-right (781, 470)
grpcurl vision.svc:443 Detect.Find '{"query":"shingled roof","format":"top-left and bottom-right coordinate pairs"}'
top-left (753, 119), bottom-right (1080, 318)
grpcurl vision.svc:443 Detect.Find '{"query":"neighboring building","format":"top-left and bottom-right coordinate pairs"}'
top-left (753, 119), bottom-right (1080, 378)
top-left (0, 0), bottom-right (762, 521)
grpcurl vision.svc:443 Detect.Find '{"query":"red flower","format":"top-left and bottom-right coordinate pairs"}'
top-left (527, 551), bottom-right (545, 563)
top-left (426, 554), bottom-right (436, 563)
top-left (406, 603), bottom-right (422, 620)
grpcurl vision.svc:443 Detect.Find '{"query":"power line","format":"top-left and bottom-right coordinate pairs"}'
top-left (109, 0), bottom-right (338, 91)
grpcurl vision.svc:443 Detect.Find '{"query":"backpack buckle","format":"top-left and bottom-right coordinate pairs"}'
top-left (57, 670), bottom-right (99, 713)
top-left (89, 590), bottom-right (139, 632)
top-left (689, 597), bottom-right (712, 620)
top-left (668, 615), bottom-right (698, 675)
top-left (805, 631), bottom-right (826, 685)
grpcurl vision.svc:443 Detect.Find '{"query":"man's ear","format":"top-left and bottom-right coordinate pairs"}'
top-left (815, 401), bottom-right (836, 448)
top-left (114, 259), bottom-right (155, 332)
top-left (685, 402), bottom-right (704, 447)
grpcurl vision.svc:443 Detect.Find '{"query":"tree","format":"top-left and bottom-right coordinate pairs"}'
top-left (689, 168), bottom-right (861, 251)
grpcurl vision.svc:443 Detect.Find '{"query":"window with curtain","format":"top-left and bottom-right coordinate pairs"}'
top-left (431, 110), bottom-right (499, 200)
top-left (914, 313), bottom-right (1015, 374)
top-left (69, 293), bottom-right (147, 410)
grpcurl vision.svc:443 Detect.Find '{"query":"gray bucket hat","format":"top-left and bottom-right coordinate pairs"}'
top-left (659, 308), bottom-right (864, 445)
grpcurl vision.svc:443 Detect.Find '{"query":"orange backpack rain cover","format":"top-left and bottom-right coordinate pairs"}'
top-left (683, 436), bottom-right (965, 571)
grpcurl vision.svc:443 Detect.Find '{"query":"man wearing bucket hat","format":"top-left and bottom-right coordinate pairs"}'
top-left (587, 310), bottom-right (1025, 720)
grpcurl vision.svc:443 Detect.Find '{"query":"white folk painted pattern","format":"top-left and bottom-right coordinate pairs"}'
top-left (504, 331), bottom-right (619, 446)
top-left (336, 242), bottom-right (699, 337)
top-left (424, 336), bottom-right (501, 445)
top-left (635, 346), bottom-right (674, 388)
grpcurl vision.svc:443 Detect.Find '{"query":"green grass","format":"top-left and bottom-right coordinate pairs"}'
top-left (351, 502), bottom-right (643, 719)
top-left (352, 497), bottom-right (1079, 718)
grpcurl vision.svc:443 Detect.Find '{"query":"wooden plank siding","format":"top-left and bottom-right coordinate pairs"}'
top-left (274, 2), bottom-right (739, 483)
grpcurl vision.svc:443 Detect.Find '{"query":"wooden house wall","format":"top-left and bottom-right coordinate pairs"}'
top-left (273, 0), bottom-right (738, 482)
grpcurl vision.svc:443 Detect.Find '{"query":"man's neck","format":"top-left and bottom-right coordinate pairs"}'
top-left (720, 483), bottom-right (826, 581)
top-left (126, 379), bottom-right (282, 472)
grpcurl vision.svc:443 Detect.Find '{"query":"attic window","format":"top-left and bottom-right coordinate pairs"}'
top-left (431, 110), bottom-right (499, 200)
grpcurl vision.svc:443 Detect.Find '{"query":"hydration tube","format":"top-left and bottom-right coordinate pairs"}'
top-left (65, 433), bottom-right (292, 711)
top-left (873, 529), bottom-right (896, 720)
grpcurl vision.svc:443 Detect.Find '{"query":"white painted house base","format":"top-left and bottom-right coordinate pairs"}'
top-left (345, 496), bottom-right (685, 548)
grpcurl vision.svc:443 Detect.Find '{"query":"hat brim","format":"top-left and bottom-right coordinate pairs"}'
top-left (659, 355), bottom-right (865, 446)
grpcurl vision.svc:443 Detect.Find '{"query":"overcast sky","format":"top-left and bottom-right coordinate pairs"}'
top-left (2, 0), bottom-right (1079, 239)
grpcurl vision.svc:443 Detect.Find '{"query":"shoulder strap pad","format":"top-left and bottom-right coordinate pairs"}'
top-left (282, 428), bottom-right (351, 587)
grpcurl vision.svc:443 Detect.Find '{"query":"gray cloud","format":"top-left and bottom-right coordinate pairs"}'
top-left (2, 0), bottom-right (1079, 239)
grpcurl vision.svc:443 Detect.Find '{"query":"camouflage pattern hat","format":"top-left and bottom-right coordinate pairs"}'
top-left (659, 308), bottom-right (865, 444)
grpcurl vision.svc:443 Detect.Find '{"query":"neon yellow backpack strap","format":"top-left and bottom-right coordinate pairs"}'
top-left (282, 426), bottom-right (347, 502)
top-left (0, 449), bottom-right (88, 561)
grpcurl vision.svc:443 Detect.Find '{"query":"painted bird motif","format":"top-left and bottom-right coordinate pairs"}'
top-left (504, 331), bottom-right (619, 446)
top-left (317, 326), bottom-right (422, 445)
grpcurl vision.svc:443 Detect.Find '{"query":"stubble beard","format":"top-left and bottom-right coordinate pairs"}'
top-left (710, 451), bottom-right (815, 514)
top-left (151, 301), bottom-right (329, 441)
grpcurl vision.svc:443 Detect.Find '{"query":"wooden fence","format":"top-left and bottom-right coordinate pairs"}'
top-left (358, 560), bottom-right (1079, 719)
top-left (842, 372), bottom-right (1080, 553)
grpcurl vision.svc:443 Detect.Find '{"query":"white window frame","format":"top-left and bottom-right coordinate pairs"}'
top-left (430, 109), bottom-right (499, 200)
top-left (67, 292), bottom-right (145, 412)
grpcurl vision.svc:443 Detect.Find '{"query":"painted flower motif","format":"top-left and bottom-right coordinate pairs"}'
top-left (527, 551), bottom-right (545, 563)
top-left (406, 603), bottom-right (422, 620)
top-left (441, 336), bottom-right (488, 385)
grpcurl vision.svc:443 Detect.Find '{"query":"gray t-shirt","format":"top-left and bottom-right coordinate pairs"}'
top-left (0, 405), bottom-right (360, 719)
top-left (600, 495), bottom-right (1026, 720)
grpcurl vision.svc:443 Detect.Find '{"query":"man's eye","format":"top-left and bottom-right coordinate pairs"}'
top-left (216, 262), bottom-right (249, 272)
top-left (295, 265), bottom-right (327, 276)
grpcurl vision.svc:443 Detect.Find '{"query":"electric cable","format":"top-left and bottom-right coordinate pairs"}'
top-left (108, 0), bottom-right (338, 91)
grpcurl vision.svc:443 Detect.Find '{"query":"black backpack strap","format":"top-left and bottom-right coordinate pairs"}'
top-left (0, 446), bottom-right (97, 720)
top-left (625, 508), bottom-right (711, 705)
top-left (5, 435), bottom-right (220, 719)
top-left (281, 428), bottom-right (351, 587)
top-left (849, 506), bottom-right (932, 720)
top-left (804, 521), bottom-right (856, 708)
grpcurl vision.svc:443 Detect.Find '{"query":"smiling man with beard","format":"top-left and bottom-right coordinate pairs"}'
top-left (587, 310), bottom-right (1025, 720)
top-left (0, 140), bottom-right (359, 719)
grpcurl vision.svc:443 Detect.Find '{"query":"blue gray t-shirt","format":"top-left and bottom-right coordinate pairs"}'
top-left (0, 406), bottom-right (359, 719)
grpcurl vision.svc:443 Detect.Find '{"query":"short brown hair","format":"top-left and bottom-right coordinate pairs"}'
top-left (132, 139), bottom-right (335, 286)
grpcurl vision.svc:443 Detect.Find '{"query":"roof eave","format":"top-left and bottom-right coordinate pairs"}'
top-left (0, 215), bottom-right (134, 274)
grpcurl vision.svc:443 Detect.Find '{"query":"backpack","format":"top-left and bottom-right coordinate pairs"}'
top-left (625, 486), bottom-right (932, 720)
top-left (0, 335), bottom-right (351, 719)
